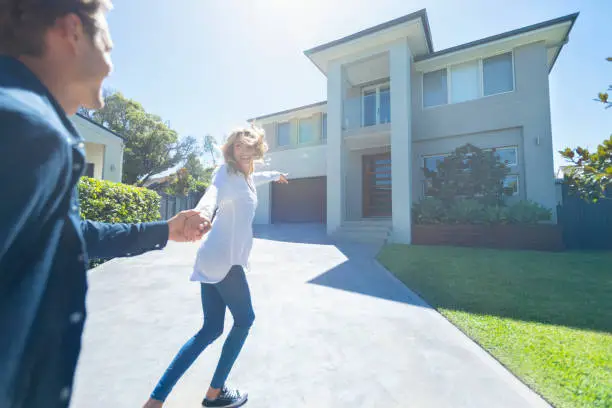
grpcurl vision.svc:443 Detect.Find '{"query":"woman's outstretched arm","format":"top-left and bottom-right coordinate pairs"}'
top-left (253, 171), bottom-right (288, 186)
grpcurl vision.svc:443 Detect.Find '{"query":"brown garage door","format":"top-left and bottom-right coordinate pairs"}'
top-left (271, 177), bottom-right (327, 223)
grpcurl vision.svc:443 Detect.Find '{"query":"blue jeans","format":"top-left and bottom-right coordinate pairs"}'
top-left (151, 265), bottom-right (255, 402)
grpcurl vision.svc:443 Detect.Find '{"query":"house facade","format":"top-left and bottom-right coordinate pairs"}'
top-left (249, 9), bottom-right (578, 244)
top-left (70, 113), bottom-right (124, 183)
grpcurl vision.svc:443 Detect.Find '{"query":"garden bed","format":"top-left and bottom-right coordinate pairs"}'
top-left (412, 223), bottom-right (565, 251)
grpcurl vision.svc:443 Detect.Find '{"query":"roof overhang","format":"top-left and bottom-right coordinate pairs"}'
top-left (248, 101), bottom-right (327, 124)
top-left (304, 9), bottom-right (433, 76)
top-left (73, 113), bottom-right (125, 140)
top-left (414, 12), bottom-right (578, 73)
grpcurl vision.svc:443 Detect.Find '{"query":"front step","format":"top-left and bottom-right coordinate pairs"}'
top-left (332, 219), bottom-right (392, 244)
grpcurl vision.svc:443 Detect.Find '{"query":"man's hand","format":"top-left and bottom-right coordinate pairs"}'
top-left (167, 210), bottom-right (211, 242)
top-left (277, 174), bottom-right (289, 184)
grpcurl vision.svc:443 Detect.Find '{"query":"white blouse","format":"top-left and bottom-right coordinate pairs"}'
top-left (190, 164), bottom-right (283, 284)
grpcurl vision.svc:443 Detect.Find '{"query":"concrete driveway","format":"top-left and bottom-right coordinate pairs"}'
top-left (72, 224), bottom-right (550, 408)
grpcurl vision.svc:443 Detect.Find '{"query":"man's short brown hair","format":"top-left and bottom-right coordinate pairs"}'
top-left (0, 0), bottom-right (111, 56)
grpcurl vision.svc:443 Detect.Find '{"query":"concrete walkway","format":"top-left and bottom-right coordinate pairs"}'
top-left (72, 225), bottom-right (550, 408)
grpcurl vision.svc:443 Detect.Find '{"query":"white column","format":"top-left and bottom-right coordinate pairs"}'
top-left (389, 39), bottom-right (412, 244)
top-left (326, 61), bottom-right (344, 234)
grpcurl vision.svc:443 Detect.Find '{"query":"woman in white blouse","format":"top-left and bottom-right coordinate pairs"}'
top-left (144, 127), bottom-right (287, 408)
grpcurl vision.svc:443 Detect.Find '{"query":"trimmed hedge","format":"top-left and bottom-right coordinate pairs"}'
top-left (412, 197), bottom-right (552, 225)
top-left (78, 177), bottom-right (161, 224)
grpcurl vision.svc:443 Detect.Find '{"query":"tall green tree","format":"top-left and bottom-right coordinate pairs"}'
top-left (560, 57), bottom-right (612, 202)
top-left (183, 152), bottom-right (206, 181)
top-left (80, 91), bottom-right (198, 185)
top-left (202, 134), bottom-right (217, 166)
top-left (424, 144), bottom-right (510, 207)
top-left (560, 136), bottom-right (612, 202)
top-left (596, 57), bottom-right (611, 109)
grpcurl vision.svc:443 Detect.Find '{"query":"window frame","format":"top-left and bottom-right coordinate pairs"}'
top-left (422, 153), bottom-right (449, 198)
top-left (422, 69), bottom-right (448, 108)
top-left (483, 52), bottom-right (515, 97)
top-left (449, 59), bottom-right (481, 104)
top-left (494, 146), bottom-right (519, 167)
top-left (298, 116), bottom-right (315, 144)
top-left (276, 121), bottom-right (291, 147)
top-left (503, 174), bottom-right (520, 197)
top-left (422, 51), bottom-right (515, 109)
top-left (361, 81), bottom-right (391, 126)
top-left (321, 113), bottom-right (327, 141)
top-left (420, 147), bottom-right (520, 199)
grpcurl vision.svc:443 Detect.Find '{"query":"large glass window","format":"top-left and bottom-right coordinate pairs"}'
top-left (423, 69), bottom-right (448, 107)
top-left (450, 60), bottom-right (480, 103)
top-left (298, 117), bottom-right (314, 144)
top-left (277, 122), bottom-right (290, 147)
top-left (483, 52), bottom-right (514, 96)
top-left (423, 52), bottom-right (514, 107)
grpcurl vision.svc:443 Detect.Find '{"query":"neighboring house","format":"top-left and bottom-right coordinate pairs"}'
top-left (248, 9), bottom-right (578, 244)
top-left (70, 113), bottom-right (124, 183)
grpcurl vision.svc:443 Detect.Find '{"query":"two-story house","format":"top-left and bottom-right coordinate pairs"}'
top-left (249, 9), bottom-right (578, 244)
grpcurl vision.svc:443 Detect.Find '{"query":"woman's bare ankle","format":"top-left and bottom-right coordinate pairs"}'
top-left (205, 387), bottom-right (221, 400)
top-left (143, 397), bottom-right (163, 408)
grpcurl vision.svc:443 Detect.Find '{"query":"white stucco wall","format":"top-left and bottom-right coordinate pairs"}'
top-left (253, 144), bottom-right (327, 224)
top-left (83, 142), bottom-right (105, 179)
top-left (70, 115), bottom-right (124, 183)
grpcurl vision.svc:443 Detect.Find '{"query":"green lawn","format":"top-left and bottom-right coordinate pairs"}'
top-left (377, 245), bottom-right (612, 408)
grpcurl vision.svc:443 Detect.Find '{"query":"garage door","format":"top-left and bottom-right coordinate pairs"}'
top-left (271, 177), bottom-right (327, 223)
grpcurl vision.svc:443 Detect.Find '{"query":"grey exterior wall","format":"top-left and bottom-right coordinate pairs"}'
top-left (411, 41), bottom-right (557, 220)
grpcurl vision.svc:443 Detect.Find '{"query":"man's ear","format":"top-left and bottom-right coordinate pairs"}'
top-left (51, 13), bottom-right (86, 55)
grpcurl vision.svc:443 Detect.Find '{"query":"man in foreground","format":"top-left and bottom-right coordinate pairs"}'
top-left (0, 1), bottom-right (209, 407)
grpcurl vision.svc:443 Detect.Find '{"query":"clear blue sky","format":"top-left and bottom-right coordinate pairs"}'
top-left (104, 0), bottom-right (611, 172)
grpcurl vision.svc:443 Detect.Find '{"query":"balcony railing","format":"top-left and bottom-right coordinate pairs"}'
top-left (342, 90), bottom-right (391, 132)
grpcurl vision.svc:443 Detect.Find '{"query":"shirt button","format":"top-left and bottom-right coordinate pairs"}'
top-left (77, 254), bottom-right (85, 262)
top-left (59, 386), bottom-right (71, 402)
top-left (72, 205), bottom-right (78, 212)
top-left (126, 253), bottom-right (132, 256)
top-left (69, 312), bottom-right (83, 324)
top-left (154, 244), bottom-right (161, 249)
top-left (77, 142), bottom-right (85, 149)
top-left (74, 163), bottom-right (82, 171)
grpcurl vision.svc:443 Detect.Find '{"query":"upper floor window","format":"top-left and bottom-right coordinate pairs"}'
top-left (483, 53), bottom-right (514, 96)
top-left (423, 52), bottom-right (514, 108)
top-left (362, 83), bottom-right (391, 126)
top-left (321, 113), bottom-right (327, 141)
top-left (277, 122), bottom-right (291, 147)
top-left (451, 60), bottom-right (480, 103)
top-left (423, 69), bottom-right (448, 107)
top-left (298, 117), bottom-right (314, 144)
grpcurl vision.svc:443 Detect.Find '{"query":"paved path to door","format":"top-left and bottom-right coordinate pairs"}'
top-left (72, 225), bottom-right (550, 408)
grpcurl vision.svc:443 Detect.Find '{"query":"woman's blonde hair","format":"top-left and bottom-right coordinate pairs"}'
top-left (221, 126), bottom-right (268, 175)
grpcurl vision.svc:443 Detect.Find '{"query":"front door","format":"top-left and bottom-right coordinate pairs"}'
top-left (363, 153), bottom-right (392, 217)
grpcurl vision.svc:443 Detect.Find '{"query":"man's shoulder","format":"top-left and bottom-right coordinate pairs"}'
top-left (0, 88), bottom-right (66, 143)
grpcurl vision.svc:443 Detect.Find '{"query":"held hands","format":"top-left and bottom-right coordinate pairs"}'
top-left (167, 210), bottom-right (212, 242)
top-left (277, 174), bottom-right (289, 184)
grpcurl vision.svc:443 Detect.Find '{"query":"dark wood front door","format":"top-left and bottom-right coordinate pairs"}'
top-left (363, 153), bottom-right (392, 217)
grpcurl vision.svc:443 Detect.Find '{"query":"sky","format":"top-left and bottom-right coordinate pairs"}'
top-left (104, 0), bottom-right (611, 172)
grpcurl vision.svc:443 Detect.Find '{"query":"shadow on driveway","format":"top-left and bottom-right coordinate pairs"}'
top-left (254, 223), bottom-right (428, 308)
